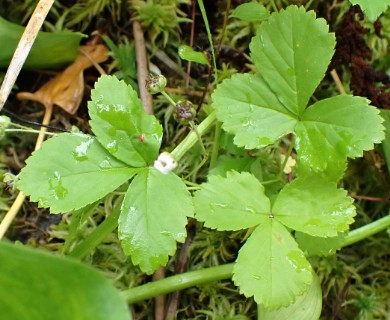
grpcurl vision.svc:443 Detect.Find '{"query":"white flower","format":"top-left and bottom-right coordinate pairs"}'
top-left (154, 152), bottom-right (177, 174)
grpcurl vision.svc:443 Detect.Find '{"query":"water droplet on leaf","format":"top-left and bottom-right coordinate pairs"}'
top-left (286, 250), bottom-right (310, 273)
top-left (245, 206), bottom-right (256, 214)
top-left (99, 158), bottom-right (112, 169)
top-left (106, 140), bottom-right (118, 154)
top-left (73, 138), bottom-right (94, 161)
top-left (48, 171), bottom-right (68, 200)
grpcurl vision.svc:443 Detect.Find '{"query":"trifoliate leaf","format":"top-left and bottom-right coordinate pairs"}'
top-left (231, 3), bottom-right (270, 22)
top-left (0, 242), bottom-right (131, 320)
top-left (18, 133), bottom-right (138, 213)
top-left (89, 75), bottom-right (162, 167)
top-left (250, 6), bottom-right (335, 115)
top-left (295, 95), bottom-right (385, 175)
top-left (273, 175), bottom-right (355, 237)
top-left (213, 73), bottom-right (297, 149)
top-left (233, 219), bottom-right (312, 309)
top-left (257, 272), bottom-right (322, 320)
top-left (118, 167), bottom-right (193, 274)
top-left (193, 171), bottom-right (270, 231)
top-left (178, 45), bottom-right (209, 65)
top-left (349, 0), bottom-right (390, 22)
top-left (296, 232), bottom-right (345, 257)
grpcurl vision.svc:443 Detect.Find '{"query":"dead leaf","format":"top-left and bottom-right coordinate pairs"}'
top-left (17, 44), bottom-right (108, 114)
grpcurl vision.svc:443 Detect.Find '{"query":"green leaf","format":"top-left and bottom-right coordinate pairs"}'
top-left (17, 133), bottom-right (138, 213)
top-left (273, 175), bottom-right (355, 237)
top-left (379, 109), bottom-right (390, 172)
top-left (295, 95), bottom-right (385, 175)
top-left (349, 0), bottom-right (390, 22)
top-left (233, 219), bottom-right (312, 309)
top-left (0, 17), bottom-right (85, 69)
top-left (250, 6), bottom-right (335, 115)
top-left (231, 3), bottom-right (270, 22)
top-left (0, 242), bottom-right (131, 320)
top-left (296, 232), bottom-right (345, 257)
top-left (213, 73), bottom-right (297, 149)
top-left (89, 75), bottom-right (162, 167)
top-left (193, 171), bottom-right (270, 231)
top-left (118, 167), bottom-right (193, 274)
top-left (178, 45), bottom-right (209, 65)
top-left (257, 272), bottom-right (322, 320)
top-left (208, 155), bottom-right (257, 177)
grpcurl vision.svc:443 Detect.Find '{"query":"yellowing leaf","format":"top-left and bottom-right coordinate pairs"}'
top-left (17, 45), bottom-right (108, 114)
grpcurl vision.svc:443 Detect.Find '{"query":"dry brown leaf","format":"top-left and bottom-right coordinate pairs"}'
top-left (17, 44), bottom-right (109, 114)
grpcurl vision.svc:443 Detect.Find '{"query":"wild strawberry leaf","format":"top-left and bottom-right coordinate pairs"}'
top-left (17, 133), bottom-right (138, 213)
top-left (295, 95), bottom-right (384, 176)
top-left (89, 75), bottom-right (162, 168)
top-left (257, 272), bottom-right (322, 320)
top-left (249, 6), bottom-right (335, 116)
top-left (118, 167), bottom-right (193, 274)
top-left (193, 171), bottom-right (270, 231)
top-left (233, 218), bottom-right (312, 309)
top-left (295, 232), bottom-right (346, 257)
top-left (349, 0), bottom-right (390, 22)
top-left (273, 175), bottom-right (355, 237)
top-left (231, 3), bottom-right (270, 22)
top-left (214, 73), bottom-right (297, 149)
top-left (213, 7), bottom-right (384, 179)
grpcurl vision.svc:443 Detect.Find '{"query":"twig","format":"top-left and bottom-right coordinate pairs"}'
top-left (0, 0), bottom-right (54, 239)
top-left (0, 0), bottom-right (54, 111)
top-left (164, 223), bottom-right (195, 320)
top-left (133, 20), bottom-right (166, 317)
top-left (133, 21), bottom-right (153, 115)
top-left (152, 267), bottom-right (166, 320)
top-left (330, 69), bottom-right (347, 95)
top-left (79, 47), bottom-right (106, 75)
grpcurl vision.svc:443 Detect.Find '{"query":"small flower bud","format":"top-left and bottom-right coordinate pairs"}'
top-left (154, 152), bottom-right (177, 174)
top-left (146, 74), bottom-right (167, 94)
top-left (174, 100), bottom-right (196, 124)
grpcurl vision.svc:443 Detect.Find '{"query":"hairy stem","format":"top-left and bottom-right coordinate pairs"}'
top-left (171, 111), bottom-right (217, 161)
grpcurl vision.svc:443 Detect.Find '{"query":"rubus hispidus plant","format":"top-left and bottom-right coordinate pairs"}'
top-left (17, 5), bottom-right (385, 315)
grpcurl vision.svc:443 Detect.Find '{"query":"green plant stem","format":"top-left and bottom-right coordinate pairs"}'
top-left (269, 0), bottom-right (278, 12)
top-left (171, 111), bottom-right (217, 161)
top-left (342, 214), bottom-right (390, 248)
top-left (119, 214), bottom-right (390, 304)
top-left (209, 122), bottom-right (221, 170)
top-left (121, 263), bottom-right (234, 304)
top-left (5, 129), bottom-right (57, 136)
top-left (161, 91), bottom-right (177, 108)
top-left (197, 0), bottom-right (217, 76)
top-left (68, 204), bottom-right (121, 259)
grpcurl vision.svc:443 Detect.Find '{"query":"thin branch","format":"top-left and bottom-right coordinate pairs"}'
top-left (0, 0), bottom-right (54, 111)
top-left (330, 69), bottom-right (347, 95)
top-left (133, 21), bottom-right (153, 115)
